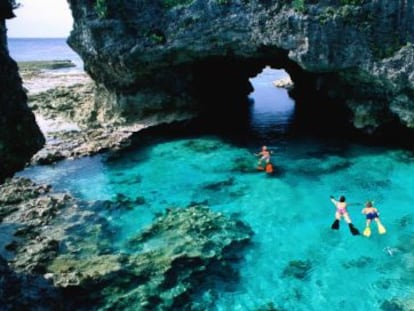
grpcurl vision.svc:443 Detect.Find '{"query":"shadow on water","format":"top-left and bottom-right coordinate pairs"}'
top-left (118, 66), bottom-right (414, 160)
top-left (116, 68), bottom-right (294, 153)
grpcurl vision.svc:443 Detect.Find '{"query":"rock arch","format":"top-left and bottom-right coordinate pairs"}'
top-left (2, 0), bottom-right (414, 179)
top-left (67, 0), bottom-right (414, 139)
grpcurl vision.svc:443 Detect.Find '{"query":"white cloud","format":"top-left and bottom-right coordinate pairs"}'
top-left (6, 0), bottom-right (73, 38)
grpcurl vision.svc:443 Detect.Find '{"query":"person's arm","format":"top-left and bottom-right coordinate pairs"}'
top-left (330, 196), bottom-right (337, 206)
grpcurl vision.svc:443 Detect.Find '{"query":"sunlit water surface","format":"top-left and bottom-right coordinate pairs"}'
top-left (18, 68), bottom-right (414, 310)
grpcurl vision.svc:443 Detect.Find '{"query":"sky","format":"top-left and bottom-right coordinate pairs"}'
top-left (6, 0), bottom-right (73, 38)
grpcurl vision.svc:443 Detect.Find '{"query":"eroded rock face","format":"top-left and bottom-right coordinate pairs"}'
top-left (0, 17), bottom-right (44, 182)
top-left (67, 0), bottom-right (414, 135)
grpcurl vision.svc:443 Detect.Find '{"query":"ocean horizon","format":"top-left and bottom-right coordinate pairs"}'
top-left (8, 37), bottom-right (84, 69)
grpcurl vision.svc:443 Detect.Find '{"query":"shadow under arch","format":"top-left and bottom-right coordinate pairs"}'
top-left (190, 47), bottom-right (355, 144)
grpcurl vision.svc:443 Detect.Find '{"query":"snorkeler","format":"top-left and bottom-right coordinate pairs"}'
top-left (255, 145), bottom-right (274, 174)
top-left (330, 195), bottom-right (360, 236)
top-left (361, 201), bottom-right (386, 237)
top-left (255, 145), bottom-right (272, 166)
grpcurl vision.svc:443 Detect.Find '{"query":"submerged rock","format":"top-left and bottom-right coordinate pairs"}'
top-left (0, 177), bottom-right (253, 310)
top-left (47, 206), bottom-right (253, 310)
top-left (282, 259), bottom-right (312, 280)
top-left (380, 298), bottom-right (414, 311)
top-left (255, 302), bottom-right (284, 311)
top-left (0, 178), bottom-right (87, 310)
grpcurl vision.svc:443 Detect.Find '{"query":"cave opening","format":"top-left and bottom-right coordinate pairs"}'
top-left (191, 55), bottom-right (353, 145)
top-left (203, 51), bottom-right (401, 152)
top-left (247, 66), bottom-right (295, 143)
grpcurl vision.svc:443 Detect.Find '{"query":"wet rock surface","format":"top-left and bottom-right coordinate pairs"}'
top-left (30, 125), bottom-right (140, 165)
top-left (0, 178), bottom-right (253, 310)
top-left (21, 66), bottom-right (188, 165)
top-left (16, 64), bottom-right (139, 165)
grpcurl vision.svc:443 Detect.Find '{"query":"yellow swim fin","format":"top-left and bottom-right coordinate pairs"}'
top-left (378, 223), bottom-right (386, 234)
top-left (363, 227), bottom-right (371, 237)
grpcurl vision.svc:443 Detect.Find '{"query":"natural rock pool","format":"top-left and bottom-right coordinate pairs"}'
top-left (17, 68), bottom-right (414, 310)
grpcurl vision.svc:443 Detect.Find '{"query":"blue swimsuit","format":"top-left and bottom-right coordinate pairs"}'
top-left (366, 212), bottom-right (379, 220)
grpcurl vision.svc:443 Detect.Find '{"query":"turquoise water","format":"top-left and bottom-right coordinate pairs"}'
top-left (18, 68), bottom-right (414, 310)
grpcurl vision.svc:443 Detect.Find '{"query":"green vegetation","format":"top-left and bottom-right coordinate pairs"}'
top-left (292, 0), bottom-right (305, 12)
top-left (317, 1), bottom-right (372, 25)
top-left (95, 0), bottom-right (107, 19)
top-left (162, 0), bottom-right (193, 9)
top-left (150, 32), bottom-right (166, 45)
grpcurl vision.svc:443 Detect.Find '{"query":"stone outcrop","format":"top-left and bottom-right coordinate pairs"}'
top-left (0, 9), bottom-right (44, 182)
top-left (21, 64), bottom-right (142, 165)
top-left (49, 206), bottom-right (253, 310)
top-left (67, 0), bottom-right (414, 137)
top-left (0, 177), bottom-right (253, 310)
top-left (29, 82), bottom-right (97, 127)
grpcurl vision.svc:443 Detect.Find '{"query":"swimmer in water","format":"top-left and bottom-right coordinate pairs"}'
top-left (330, 195), bottom-right (360, 236)
top-left (255, 145), bottom-right (272, 166)
top-left (361, 201), bottom-right (386, 237)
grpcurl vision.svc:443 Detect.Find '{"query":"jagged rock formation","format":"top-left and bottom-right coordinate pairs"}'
top-left (0, 8), bottom-right (44, 182)
top-left (0, 177), bottom-right (253, 310)
top-left (67, 0), bottom-right (414, 137)
top-left (49, 206), bottom-right (253, 310)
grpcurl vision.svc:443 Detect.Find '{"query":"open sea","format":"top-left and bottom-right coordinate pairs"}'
top-left (8, 37), bottom-right (84, 70)
top-left (11, 38), bottom-right (414, 310)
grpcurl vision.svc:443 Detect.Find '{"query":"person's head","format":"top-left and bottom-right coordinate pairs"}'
top-left (366, 201), bottom-right (373, 207)
top-left (339, 195), bottom-right (346, 202)
top-left (262, 145), bottom-right (267, 151)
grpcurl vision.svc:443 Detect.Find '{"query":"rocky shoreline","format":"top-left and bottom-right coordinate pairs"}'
top-left (18, 61), bottom-right (196, 166)
top-left (0, 62), bottom-right (254, 309)
top-left (20, 62), bottom-right (143, 165)
top-left (0, 177), bottom-right (253, 310)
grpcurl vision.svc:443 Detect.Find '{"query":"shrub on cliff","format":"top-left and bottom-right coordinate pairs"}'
top-left (0, 0), bottom-right (20, 19)
top-left (94, 0), bottom-right (107, 18)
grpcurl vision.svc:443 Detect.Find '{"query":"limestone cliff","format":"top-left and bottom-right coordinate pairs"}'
top-left (0, 5), bottom-right (44, 182)
top-left (68, 0), bottom-right (414, 136)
